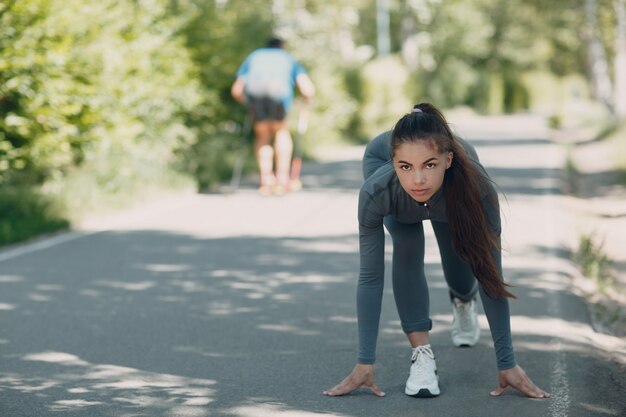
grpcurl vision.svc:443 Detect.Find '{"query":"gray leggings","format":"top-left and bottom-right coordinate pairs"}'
top-left (384, 216), bottom-right (480, 334)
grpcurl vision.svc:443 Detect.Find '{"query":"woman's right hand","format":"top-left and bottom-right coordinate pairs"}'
top-left (323, 364), bottom-right (386, 397)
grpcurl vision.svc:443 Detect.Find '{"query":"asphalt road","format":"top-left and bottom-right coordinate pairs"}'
top-left (1, 114), bottom-right (625, 417)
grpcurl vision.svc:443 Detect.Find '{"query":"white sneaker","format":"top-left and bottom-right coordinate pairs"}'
top-left (451, 297), bottom-right (480, 347)
top-left (404, 344), bottom-right (440, 397)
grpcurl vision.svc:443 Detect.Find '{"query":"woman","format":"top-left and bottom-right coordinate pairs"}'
top-left (324, 103), bottom-right (549, 399)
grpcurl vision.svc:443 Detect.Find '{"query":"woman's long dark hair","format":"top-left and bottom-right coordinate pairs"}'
top-left (391, 102), bottom-right (515, 299)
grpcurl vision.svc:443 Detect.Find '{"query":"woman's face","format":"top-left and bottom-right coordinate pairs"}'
top-left (392, 141), bottom-right (452, 203)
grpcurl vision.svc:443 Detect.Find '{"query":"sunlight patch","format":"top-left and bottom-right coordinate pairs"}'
top-left (158, 296), bottom-right (187, 302)
top-left (50, 399), bottom-right (103, 411)
top-left (0, 275), bottom-right (23, 282)
top-left (28, 293), bottom-right (51, 302)
top-left (68, 387), bottom-right (91, 393)
top-left (140, 263), bottom-right (190, 273)
top-left (271, 293), bottom-right (292, 301)
top-left (280, 239), bottom-right (356, 254)
top-left (515, 340), bottom-right (586, 353)
top-left (174, 345), bottom-right (246, 359)
top-left (328, 315), bottom-right (356, 323)
top-left (96, 280), bottom-right (156, 291)
top-left (227, 403), bottom-right (348, 417)
top-left (257, 323), bottom-right (320, 336)
top-left (0, 376), bottom-right (59, 392)
top-left (23, 352), bottom-right (89, 366)
top-left (511, 316), bottom-right (593, 343)
top-left (578, 402), bottom-right (620, 415)
top-left (167, 406), bottom-right (210, 416)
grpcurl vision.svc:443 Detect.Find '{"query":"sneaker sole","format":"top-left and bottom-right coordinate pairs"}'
top-left (405, 387), bottom-right (440, 397)
top-left (452, 331), bottom-right (480, 347)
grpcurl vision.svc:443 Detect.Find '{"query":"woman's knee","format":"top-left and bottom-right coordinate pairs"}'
top-left (447, 279), bottom-right (478, 300)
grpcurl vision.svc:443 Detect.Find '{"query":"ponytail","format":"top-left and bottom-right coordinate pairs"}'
top-left (444, 140), bottom-right (515, 299)
top-left (392, 103), bottom-right (515, 299)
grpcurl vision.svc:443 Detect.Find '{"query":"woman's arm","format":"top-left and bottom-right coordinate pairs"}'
top-left (324, 190), bottom-right (387, 396)
top-left (356, 221), bottom-right (386, 364)
top-left (479, 180), bottom-right (516, 370)
top-left (479, 179), bottom-right (549, 398)
top-left (356, 190), bottom-right (387, 364)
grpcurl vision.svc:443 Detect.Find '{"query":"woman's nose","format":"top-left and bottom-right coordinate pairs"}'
top-left (413, 170), bottom-right (426, 184)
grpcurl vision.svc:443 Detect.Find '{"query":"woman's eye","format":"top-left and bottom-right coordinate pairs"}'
top-left (426, 163), bottom-right (436, 169)
top-left (400, 165), bottom-right (411, 171)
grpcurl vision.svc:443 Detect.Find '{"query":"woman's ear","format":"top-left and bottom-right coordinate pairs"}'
top-left (446, 152), bottom-right (453, 169)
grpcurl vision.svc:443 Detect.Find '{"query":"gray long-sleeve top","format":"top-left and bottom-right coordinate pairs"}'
top-left (357, 132), bottom-right (516, 371)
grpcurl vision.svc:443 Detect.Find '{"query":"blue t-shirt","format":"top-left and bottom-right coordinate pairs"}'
top-left (236, 48), bottom-right (306, 110)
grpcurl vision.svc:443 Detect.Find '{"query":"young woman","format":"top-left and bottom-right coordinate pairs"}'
top-left (324, 103), bottom-right (549, 399)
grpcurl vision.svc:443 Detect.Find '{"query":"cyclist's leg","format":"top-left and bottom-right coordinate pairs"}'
top-left (250, 98), bottom-right (276, 190)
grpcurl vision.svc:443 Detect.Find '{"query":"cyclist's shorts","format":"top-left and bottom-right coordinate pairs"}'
top-left (247, 97), bottom-right (286, 121)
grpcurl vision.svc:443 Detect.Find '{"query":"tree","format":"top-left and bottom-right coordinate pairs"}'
top-left (0, 0), bottom-right (200, 187)
top-left (584, 0), bottom-right (614, 110)
top-left (615, 0), bottom-right (626, 117)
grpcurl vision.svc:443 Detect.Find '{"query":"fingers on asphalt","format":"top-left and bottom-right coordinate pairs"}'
top-left (324, 384), bottom-right (386, 397)
top-left (490, 387), bottom-right (505, 397)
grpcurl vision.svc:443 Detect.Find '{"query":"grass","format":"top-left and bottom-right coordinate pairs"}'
top-left (573, 233), bottom-right (615, 293)
top-left (606, 121), bottom-right (626, 186)
top-left (563, 146), bottom-right (579, 195)
top-left (574, 233), bottom-right (626, 337)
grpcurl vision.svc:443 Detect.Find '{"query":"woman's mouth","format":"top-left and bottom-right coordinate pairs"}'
top-left (411, 188), bottom-right (429, 196)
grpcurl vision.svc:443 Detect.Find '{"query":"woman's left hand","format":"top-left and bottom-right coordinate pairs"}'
top-left (490, 365), bottom-right (550, 398)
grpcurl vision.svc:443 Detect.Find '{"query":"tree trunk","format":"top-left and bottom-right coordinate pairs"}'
top-left (400, 6), bottom-right (418, 70)
top-left (376, 0), bottom-right (391, 56)
top-left (584, 0), bottom-right (614, 111)
top-left (615, 0), bottom-right (626, 118)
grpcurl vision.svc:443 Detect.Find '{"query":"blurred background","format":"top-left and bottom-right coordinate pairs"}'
top-left (1, 0), bottom-right (624, 246)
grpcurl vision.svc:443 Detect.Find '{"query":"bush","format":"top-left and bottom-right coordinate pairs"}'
top-left (0, 188), bottom-right (69, 246)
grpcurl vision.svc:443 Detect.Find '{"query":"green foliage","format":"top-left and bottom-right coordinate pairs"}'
top-left (606, 121), bottom-right (626, 186)
top-left (392, 0), bottom-right (600, 113)
top-left (0, 187), bottom-right (69, 245)
top-left (574, 233), bottom-right (615, 291)
top-left (360, 56), bottom-right (412, 137)
top-left (342, 66), bottom-right (368, 143)
top-left (564, 147), bottom-right (580, 195)
top-left (0, 0), bottom-right (201, 241)
top-left (0, 0), bottom-right (200, 187)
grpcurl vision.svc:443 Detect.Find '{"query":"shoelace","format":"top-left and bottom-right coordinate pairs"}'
top-left (411, 345), bottom-right (435, 366)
